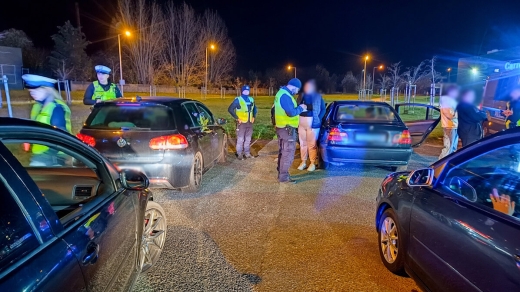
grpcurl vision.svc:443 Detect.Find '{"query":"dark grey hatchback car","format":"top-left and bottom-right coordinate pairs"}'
top-left (376, 128), bottom-right (520, 291)
top-left (78, 97), bottom-right (227, 192)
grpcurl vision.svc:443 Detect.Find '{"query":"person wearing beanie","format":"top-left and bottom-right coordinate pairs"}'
top-left (22, 74), bottom-right (72, 166)
top-left (228, 85), bottom-right (258, 160)
top-left (272, 78), bottom-right (307, 183)
top-left (83, 65), bottom-right (122, 105)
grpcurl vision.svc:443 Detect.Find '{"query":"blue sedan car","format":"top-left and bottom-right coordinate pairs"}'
top-left (0, 118), bottom-right (166, 291)
top-left (376, 127), bottom-right (520, 291)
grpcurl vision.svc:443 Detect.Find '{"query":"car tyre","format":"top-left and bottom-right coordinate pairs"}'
top-left (218, 135), bottom-right (227, 163)
top-left (140, 201), bottom-right (167, 274)
top-left (183, 152), bottom-right (203, 193)
top-left (378, 208), bottom-right (406, 275)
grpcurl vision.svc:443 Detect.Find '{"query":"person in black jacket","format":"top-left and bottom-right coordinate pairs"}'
top-left (457, 89), bottom-right (487, 147)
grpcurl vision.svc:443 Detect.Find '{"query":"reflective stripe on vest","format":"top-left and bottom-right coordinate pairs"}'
top-left (274, 88), bottom-right (299, 128)
top-left (235, 96), bottom-right (254, 123)
top-left (93, 81), bottom-right (117, 101)
top-left (31, 100), bottom-right (72, 154)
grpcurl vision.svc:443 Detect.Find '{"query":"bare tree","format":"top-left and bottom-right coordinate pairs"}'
top-left (402, 60), bottom-right (426, 86)
top-left (53, 60), bottom-right (74, 80)
top-left (341, 71), bottom-right (358, 93)
top-left (387, 62), bottom-right (402, 90)
top-left (378, 74), bottom-right (390, 91)
top-left (118, 0), bottom-right (164, 84)
top-left (425, 56), bottom-right (443, 83)
top-left (202, 10), bottom-right (236, 87)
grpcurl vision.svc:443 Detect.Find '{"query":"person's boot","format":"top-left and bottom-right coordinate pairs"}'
top-left (297, 162), bottom-right (307, 170)
top-left (237, 154), bottom-right (244, 160)
top-left (307, 163), bottom-right (316, 172)
top-left (245, 153), bottom-right (254, 159)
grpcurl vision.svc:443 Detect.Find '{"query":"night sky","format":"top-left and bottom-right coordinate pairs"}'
top-left (2, 0), bottom-right (520, 75)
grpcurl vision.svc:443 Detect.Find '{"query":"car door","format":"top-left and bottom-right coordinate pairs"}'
top-left (196, 102), bottom-right (222, 162)
top-left (182, 102), bottom-right (213, 167)
top-left (0, 127), bottom-right (145, 292)
top-left (0, 142), bottom-right (86, 291)
top-left (408, 141), bottom-right (520, 291)
top-left (395, 103), bottom-right (440, 147)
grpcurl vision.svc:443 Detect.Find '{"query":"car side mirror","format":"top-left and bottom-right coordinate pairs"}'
top-left (407, 168), bottom-right (433, 187)
top-left (217, 118), bottom-right (227, 125)
top-left (448, 177), bottom-right (477, 202)
top-left (120, 169), bottom-right (149, 190)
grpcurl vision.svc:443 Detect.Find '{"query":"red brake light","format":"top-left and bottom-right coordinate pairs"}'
top-left (393, 130), bottom-right (411, 145)
top-left (328, 127), bottom-right (348, 142)
top-left (77, 133), bottom-right (96, 147)
top-left (149, 134), bottom-right (188, 150)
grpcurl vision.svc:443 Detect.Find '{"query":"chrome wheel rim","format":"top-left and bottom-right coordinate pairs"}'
top-left (140, 207), bottom-right (166, 272)
top-left (380, 217), bottom-right (399, 264)
top-left (194, 154), bottom-right (202, 186)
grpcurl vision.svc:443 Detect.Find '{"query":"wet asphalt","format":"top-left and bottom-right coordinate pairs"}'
top-left (133, 142), bottom-right (440, 292)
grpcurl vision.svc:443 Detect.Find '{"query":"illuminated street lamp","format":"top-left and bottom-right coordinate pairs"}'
top-left (447, 68), bottom-right (452, 82)
top-left (287, 65), bottom-right (297, 78)
top-left (363, 55), bottom-right (369, 90)
top-left (471, 67), bottom-right (478, 75)
top-left (205, 44), bottom-right (216, 99)
top-left (118, 30), bottom-right (131, 95)
top-left (372, 65), bottom-right (383, 93)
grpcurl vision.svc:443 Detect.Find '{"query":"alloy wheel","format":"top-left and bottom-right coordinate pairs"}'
top-left (140, 204), bottom-right (167, 273)
top-left (194, 154), bottom-right (203, 187)
top-left (380, 217), bottom-right (399, 264)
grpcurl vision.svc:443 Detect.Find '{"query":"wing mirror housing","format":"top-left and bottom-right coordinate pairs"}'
top-left (120, 169), bottom-right (149, 190)
top-left (217, 118), bottom-right (227, 125)
top-left (407, 168), bottom-right (434, 187)
top-left (448, 177), bottom-right (477, 202)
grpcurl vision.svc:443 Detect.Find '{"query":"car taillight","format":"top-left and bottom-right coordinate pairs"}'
top-left (77, 133), bottom-right (96, 147)
top-left (149, 134), bottom-right (188, 150)
top-left (393, 130), bottom-right (411, 145)
top-left (328, 127), bottom-right (347, 142)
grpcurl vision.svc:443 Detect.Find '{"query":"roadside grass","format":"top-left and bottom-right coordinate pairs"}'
top-left (2, 90), bottom-right (442, 143)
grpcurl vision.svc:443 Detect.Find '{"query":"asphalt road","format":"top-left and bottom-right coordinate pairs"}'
top-left (133, 142), bottom-right (440, 292)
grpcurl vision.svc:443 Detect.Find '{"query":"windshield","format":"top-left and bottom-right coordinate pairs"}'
top-left (84, 104), bottom-right (175, 130)
top-left (335, 104), bottom-right (398, 123)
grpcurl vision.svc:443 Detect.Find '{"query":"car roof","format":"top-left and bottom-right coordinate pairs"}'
top-left (102, 96), bottom-right (194, 105)
top-left (332, 100), bottom-right (392, 106)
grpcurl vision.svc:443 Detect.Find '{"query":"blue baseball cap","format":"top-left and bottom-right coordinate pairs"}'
top-left (95, 65), bottom-right (111, 74)
top-left (22, 74), bottom-right (57, 89)
top-left (242, 85), bottom-right (250, 92)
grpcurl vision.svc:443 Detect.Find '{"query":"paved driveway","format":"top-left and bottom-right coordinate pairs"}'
top-left (134, 142), bottom-right (440, 292)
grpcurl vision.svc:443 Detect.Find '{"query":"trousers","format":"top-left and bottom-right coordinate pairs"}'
top-left (276, 127), bottom-right (297, 182)
top-left (236, 122), bottom-right (253, 155)
top-left (298, 116), bottom-right (320, 163)
top-left (439, 128), bottom-right (458, 159)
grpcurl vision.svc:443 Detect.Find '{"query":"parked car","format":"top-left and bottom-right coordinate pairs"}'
top-left (318, 101), bottom-right (439, 170)
top-left (77, 97), bottom-right (228, 192)
top-left (0, 117), bottom-right (166, 291)
top-left (375, 127), bottom-right (520, 291)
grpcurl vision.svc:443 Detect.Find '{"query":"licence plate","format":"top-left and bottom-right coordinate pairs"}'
top-left (356, 133), bottom-right (386, 142)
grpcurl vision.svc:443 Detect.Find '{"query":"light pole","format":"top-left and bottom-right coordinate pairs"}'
top-left (205, 44), bottom-right (216, 99)
top-left (363, 55), bottom-right (369, 90)
top-left (372, 65), bottom-right (383, 93)
top-left (117, 30), bottom-right (131, 95)
top-left (287, 65), bottom-right (297, 78)
top-left (447, 68), bottom-right (451, 83)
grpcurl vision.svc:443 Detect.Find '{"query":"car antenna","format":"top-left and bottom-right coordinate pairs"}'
top-left (136, 95), bottom-right (142, 102)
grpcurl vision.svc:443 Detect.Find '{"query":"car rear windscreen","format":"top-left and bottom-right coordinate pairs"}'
top-left (335, 104), bottom-right (398, 123)
top-left (85, 104), bottom-right (175, 130)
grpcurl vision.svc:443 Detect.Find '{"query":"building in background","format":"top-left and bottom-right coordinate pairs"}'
top-left (0, 46), bottom-right (23, 89)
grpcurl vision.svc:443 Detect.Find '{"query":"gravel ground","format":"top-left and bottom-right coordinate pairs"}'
top-left (133, 142), bottom-right (439, 292)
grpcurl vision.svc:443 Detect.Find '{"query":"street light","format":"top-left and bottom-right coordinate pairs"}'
top-left (118, 30), bottom-right (131, 95)
top-left (372, 65), bottom-right (383, 93)
top-left (363, 55), bottom-right (369, 90)
top-left (471, 67), bottom-right (478, 75)
top-left (288, 65), bottom-right (297, 78)
top-left (205, 44), bottom-right (216, 99)
top-left (447, 68), bottom-right (452, 82)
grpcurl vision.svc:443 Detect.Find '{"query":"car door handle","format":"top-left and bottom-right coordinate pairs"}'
top-left (514, 254), bottom-right (520, 263)
top-left (82, 241), bottom-right (99, 265)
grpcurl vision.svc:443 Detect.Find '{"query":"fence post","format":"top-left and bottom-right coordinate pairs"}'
top-left (3, 75), bottom-right (12, 117)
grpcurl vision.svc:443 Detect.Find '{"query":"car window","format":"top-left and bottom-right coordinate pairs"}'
top-left (335, 104), bottom-right (398, 123)
top-left (196, 103), bottom-right (215, 125)
top-left (3, 141), bottom-right (112, 222)
top-left (442, 144), bottom-right (520, 219)
top-left (85, 104), bottom-right (175, 130)
top-left (182, 103), bottom-right (201, 127)
top-left (0, 174), bottom-right (40, 273)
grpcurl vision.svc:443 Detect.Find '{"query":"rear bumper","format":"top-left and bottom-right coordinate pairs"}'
top-left (112, 152), bottom-right (193, 189)
top-left (320, 144), bottom-right (412, 166)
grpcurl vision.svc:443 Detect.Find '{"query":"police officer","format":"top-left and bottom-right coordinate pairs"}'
top-left (273, 78), bottom-right (307, 183)
top-left (83, 65), bottom-right (122, 105)
top-left (22, 74), bottom-right (72, 166)
top-left (228, 85), bottom-right (257, 160)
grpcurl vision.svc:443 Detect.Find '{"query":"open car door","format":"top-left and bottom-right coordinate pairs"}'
top-left (395, 103), bottom-right (440, 147)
